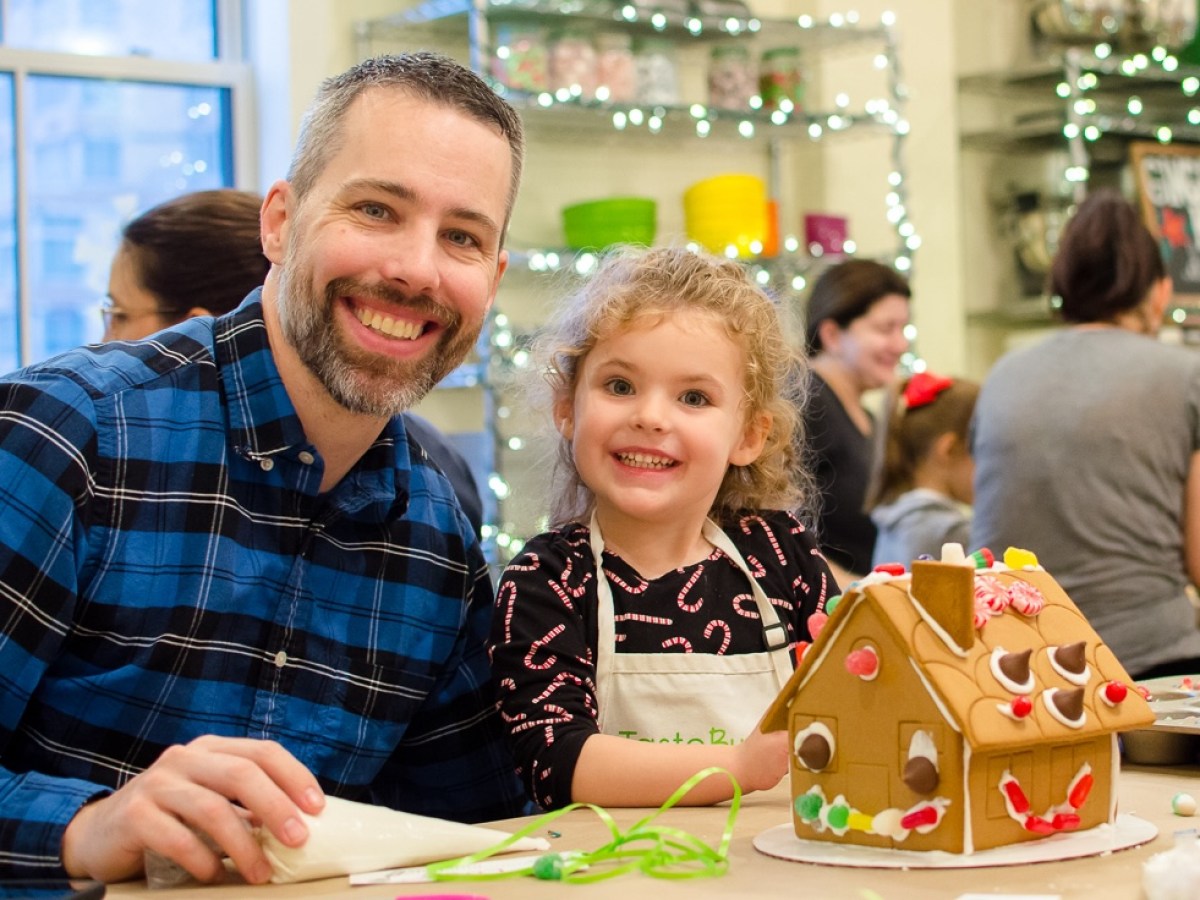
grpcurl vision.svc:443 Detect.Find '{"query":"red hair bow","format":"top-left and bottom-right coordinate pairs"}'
top-left (903, 372), bottom-right (954, 409)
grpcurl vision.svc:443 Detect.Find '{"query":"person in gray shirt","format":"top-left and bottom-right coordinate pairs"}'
top-left (970, 188), bottom-right (1200, 679)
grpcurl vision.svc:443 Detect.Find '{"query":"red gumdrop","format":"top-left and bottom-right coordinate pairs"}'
top-left (1105, 681), bottom-right (1128, 704)
top-left (900, 805), bottom-right (939, 829)
top-left (809, 611), bottom-right (829, 639)
top-left (793, 641), bottom-right (810, 667)
top-left (845, 646), bottom-right (879, 678)
top-left (1002, 779), bottom-right (1030, 814)
top-left (1010, 695), bottom-right (1033, 718)
top-left (1068, 772), bottom-right (1093, 809)
top-left (873, 562), bottom-right (906, 575)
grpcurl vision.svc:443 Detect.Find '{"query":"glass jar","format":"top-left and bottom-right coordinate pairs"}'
top-left (707, 44), bottom-right (756, 110)
top-left (490, 23), bottom-right (549, 94)
top-left (595, 31), bottom-right (636, 103)
top-left (549, 29), bottom-right (597, 100)
top-left (634, 38), bottom-right (680, 106)
top-left (759, 46), bottom-right (803, 112)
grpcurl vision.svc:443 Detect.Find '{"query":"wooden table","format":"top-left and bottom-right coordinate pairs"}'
top-left (106, 765), bottom-right (1200, 899)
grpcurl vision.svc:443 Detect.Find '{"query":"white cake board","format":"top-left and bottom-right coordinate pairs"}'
top-left (753, 813), bottom-right (1157, 869)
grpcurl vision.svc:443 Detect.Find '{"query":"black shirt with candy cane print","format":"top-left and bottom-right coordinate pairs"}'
top-left (489, 508), bottom-right (836, 809)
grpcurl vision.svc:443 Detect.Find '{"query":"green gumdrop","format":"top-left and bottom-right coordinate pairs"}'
top-left (796, 792), bottom-right (823, 820)
top-left (827, 803), bottom-right (850, 829)
top-left (826, 594), bottom-right (842, 615)
top-left (533, 853), bottom-right (564, 880)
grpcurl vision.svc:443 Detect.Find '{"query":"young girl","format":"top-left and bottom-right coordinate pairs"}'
top-left (490, 246), bottom-right (836, 810)
top-left (868, 371), bottom-right (979, 567)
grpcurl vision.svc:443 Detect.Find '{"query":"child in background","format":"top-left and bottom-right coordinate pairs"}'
top-left (490, 246), bottom-right (836, 811)
top-left (868, 371), bottom-right (980, 567)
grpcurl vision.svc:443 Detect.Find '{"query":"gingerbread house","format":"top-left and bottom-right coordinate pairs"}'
top-left (760, 547), bottom-right (1155, 854)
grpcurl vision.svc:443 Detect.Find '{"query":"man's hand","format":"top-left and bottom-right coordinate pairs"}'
top-left (60, 735), bottom-right (325, 884)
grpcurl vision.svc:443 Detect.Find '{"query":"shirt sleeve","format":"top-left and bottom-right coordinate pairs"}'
top-left (0, 377), bottom-right (110, 878)
top-left (371, 545), bottom-right (532, 823)
top-left (490, 532), bottom-right (599, 810)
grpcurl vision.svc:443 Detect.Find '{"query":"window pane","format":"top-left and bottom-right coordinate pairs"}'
top-left (3, 0), bottom-right (217, 61)
top-left (25, 76), bottom-right (232, 362)
top-left (0, 75), bottom-right (14, 375)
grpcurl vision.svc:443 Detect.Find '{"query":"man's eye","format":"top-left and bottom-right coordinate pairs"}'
top-left (681, 390), bottom-right (709, 407)
top-left (360, 202), bottom-right (388, 219)
top-left (446, 229), bottom-right (480, 248)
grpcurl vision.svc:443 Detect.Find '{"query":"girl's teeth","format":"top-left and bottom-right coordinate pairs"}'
top-left (620, 452), bottom-right (672, 468)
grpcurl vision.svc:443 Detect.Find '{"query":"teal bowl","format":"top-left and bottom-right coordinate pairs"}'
top-left (561, 197), bottom-right (657, 250)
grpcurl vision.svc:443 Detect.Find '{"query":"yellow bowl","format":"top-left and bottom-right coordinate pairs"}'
top-left (683, 173), bottom-right (766, 214)
top-left (684, 174), bottom-right (766, 257)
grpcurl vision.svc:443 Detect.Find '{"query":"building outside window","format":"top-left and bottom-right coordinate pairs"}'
top-left (0, 0), bottom-right (252, 370)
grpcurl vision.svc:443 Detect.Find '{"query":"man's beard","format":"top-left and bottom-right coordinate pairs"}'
top-left (276, 267), bottom-right (482, 418)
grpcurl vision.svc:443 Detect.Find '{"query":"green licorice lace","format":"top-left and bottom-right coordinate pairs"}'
top-left (425, 766), bottom-right (742, 884)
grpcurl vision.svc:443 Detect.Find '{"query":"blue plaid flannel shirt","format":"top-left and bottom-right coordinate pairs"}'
top-left (0, 291), bottom-right (526, 877)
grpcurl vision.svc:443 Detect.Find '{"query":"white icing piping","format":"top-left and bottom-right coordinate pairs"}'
top-left (963, 744), bottom-right (973, 855)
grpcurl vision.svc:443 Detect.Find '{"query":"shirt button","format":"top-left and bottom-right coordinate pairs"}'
top-left (298, 451), bottom-right (315, 465)
top-left (260, 458), bottom-right (274, 472)
top-left (274, 650), bottom-right (287, 668)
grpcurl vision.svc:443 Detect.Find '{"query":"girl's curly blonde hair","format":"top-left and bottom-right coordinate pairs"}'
top-left (532, 245), bottom-right (813, 528)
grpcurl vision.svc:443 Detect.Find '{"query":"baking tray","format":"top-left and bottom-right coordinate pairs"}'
top-left (1121, 675), bottom-right (1200, 765)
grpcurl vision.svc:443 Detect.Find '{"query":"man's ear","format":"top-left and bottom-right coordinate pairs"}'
top-left (730, 410), bottom-right (771, 467)
top-left (260, 180), bottom-right (292, 265)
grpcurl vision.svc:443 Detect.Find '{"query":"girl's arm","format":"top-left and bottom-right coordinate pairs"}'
top-left (571, 723), bottom-right (789, 806)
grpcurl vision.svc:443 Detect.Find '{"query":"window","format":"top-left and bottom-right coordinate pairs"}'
top-left (0, 0), bottom-right (251, 370)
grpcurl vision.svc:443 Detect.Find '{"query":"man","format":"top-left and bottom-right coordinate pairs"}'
top-left (0, 52), bottom-right (526, 885)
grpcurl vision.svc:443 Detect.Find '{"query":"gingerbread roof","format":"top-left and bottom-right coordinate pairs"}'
top-left (763, 556), bottom-right (1154, 750)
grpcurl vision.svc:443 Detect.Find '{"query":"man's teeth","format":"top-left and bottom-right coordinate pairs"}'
top-left (354, 307), bottom-right (423, 339)
top-left (618, 452), bottom-right (674, 469)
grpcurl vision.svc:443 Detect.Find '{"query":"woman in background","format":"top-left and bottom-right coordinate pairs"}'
top-left (971, 188), bottom-right (1200, 680)
top-left (802, 258), bottom-right (911, 583)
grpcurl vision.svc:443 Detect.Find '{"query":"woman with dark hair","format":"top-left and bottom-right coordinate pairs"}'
top-left (802, 258), bottom-right (911, 582)
top-left (971, 188), bottom-right (1200, 679)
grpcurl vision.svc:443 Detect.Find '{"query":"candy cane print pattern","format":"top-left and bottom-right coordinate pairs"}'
top-left (733, 592), bottom-right (761, 619)
top-left (558, 554), bottom-right (594, 598)
top-left (534, 671), bottom-right (597, 717)
top-left (661, 636), bottom-right (693, 652)
top-left (676, 564), bottom-right (706, 612)
top-left (704, 619), bottom-right (732, 654)
top-left (525, 623), bottom-right (567, 670)
top-left (741, 513), bottom-right (789, 566)
top-left (497, 579), bottom-right (520, 643)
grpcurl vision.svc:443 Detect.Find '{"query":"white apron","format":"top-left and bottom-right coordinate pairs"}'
top-left (590, 515), bottom-right (793, 746)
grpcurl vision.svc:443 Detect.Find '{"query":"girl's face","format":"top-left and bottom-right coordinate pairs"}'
top-left (824, 293), bottom-right (910, 391)
top-left (558, 313), bottom-right (768, 530)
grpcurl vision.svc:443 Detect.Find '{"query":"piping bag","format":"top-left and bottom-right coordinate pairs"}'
top-left (258, 795), bottom-right (550, 884)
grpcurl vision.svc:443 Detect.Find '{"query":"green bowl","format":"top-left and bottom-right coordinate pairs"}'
top-left (561, 197), bottom-right (656, 250)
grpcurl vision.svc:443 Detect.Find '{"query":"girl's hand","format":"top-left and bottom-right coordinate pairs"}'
top-left (731, 725), bottom-right (790, 793)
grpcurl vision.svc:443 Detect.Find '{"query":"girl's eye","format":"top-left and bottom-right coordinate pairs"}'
top-left (681, 389), bottom-right (709, 407)
top-left (605, 377), bottom-right (634, 396)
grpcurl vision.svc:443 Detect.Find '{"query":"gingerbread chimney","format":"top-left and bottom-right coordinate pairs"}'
top-left (910, 559), bottom-right (975, 653)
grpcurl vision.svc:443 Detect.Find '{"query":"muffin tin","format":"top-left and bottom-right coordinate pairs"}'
top-left (1121, 676), bottom-right (1200, 766)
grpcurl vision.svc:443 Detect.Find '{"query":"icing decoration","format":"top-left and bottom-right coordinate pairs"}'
top-left (968, 547), bottom-right (994, 569)
top-left (425, 766), bottom-right (741, 884)
top-left (940, 542), bottom-right (967, 564)
top-left (795, 785), bottom-right (950, 840)
top-left (1101, 680), bottom-right (1128, 706)
top-left (808, 611), bottom-right (829, 639)
top-left (874, 562), bottom-right (906, 576)
top-left (1003, 546), bottom-right (1039, 569)
top-left (1042, 686), bottom-right (1086, 728)
top-left (845, 646), bottom-right (880, 680)
top-left (1172, 792), bottom-right (1197, 816)
top-left (997, 764), bottom-right (1091, 833)
top-left (902, 731), bottom-right (939, 793)
top-left (793, 722), bottom-right (835, 771)
top-left (903, 371), bottom-right (954, 409)
top-left (997, 694), bottom-right (1034, 720)
top-left (1048, 641), bottom-right (1090, 685)
top-left (990, 646), bottom-right (1034, 694)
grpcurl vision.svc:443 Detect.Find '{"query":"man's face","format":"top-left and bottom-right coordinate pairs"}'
top-left (269, 89), bottom-right (512, 417)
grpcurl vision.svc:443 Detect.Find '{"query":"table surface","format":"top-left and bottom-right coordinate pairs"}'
top-left (105, 764), bottom-right (1200, 899)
